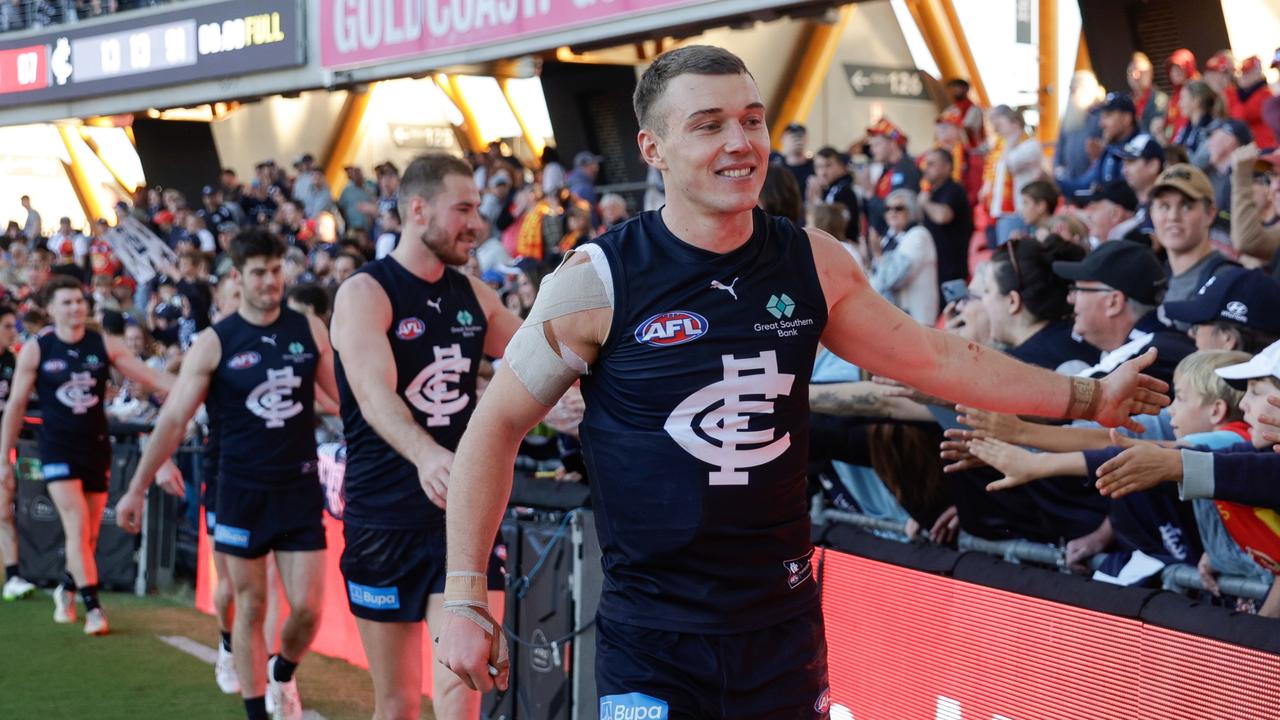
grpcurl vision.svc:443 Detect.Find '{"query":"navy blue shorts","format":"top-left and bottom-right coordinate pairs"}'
top-left (213, 480), bottom-right (326, 558)
top-left (41, 455), bottom-right (110, 494)
top-left (596, 608), bottom-right (830, 720)
top-left (340, 523), bottom-right (505, 623)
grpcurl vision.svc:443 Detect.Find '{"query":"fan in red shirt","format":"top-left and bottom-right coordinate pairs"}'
top-left (1204, 51), bottom-right (1242, 122)
top-left (1234, 55), bottom-right (1277, 148)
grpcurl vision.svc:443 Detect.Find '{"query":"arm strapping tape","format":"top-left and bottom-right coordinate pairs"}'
top-left (505, 247), bottom-right (613, 406)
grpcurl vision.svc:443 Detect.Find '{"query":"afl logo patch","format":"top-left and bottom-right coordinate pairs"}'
top-left (228, 351), bottom-right (261, 370)
top-left (396, 317), bottom-right (426, 341)
top-left (815, 687), bottom-right (830, 714)
top-left (41, 359), bottom-right (67, 372)
top-left (635, 311), bottom-right (709, 347)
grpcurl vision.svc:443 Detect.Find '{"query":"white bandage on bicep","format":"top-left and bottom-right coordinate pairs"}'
top-left (504, 247), bottom-right (613, 406)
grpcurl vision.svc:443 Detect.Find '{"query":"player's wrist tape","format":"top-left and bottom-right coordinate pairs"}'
top-left (442, 602), bottom-right (510, 672)
top-left (443, 573), bottom-right (488, 606)
top-left (1065, 377), bottom-right (1101, 420)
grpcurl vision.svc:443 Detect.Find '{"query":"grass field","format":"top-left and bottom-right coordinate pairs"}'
top-left (0, 590), bottom-right (431, 719)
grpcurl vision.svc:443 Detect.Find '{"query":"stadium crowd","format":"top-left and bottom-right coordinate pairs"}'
top-left (0, 37), bottom-right (1279, 718)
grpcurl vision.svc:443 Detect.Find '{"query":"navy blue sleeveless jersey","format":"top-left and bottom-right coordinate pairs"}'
top-left (580, 208), bottom-right (828, 634)
top-left (336, 258), bottom-right (487, 528)
top-left (35, 329), bottom-right (110, 462)
top-left (209, 308), bottom-right (318, 489)
top-left (0, 349), bottom-right (15, 413)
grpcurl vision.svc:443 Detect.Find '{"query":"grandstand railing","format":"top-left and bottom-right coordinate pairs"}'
top-left (0, 0), bottom-right (181, 34)
top-left (816, 506), bottom-right (1272, 601)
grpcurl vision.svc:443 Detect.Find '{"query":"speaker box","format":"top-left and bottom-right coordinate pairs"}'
top-left (16, 438), bottom-right (142, 590)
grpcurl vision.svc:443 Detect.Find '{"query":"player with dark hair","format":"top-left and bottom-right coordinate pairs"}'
top-left (438, 44), bottom-right (1172, 718)
top-left (331, 153), bottom-right (521, 719)
top-left (0, 276), bottom-right (173, 634)
top-left (117, 229), bottom-right (338, 720)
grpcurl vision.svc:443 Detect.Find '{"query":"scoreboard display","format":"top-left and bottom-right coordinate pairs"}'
top-left (0, 0), bottom-right (302, 107)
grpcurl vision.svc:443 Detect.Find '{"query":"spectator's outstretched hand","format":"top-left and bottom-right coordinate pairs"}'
top-left (955, 405), bottom-right (1026, 443)
top-left (968, 438), bottom-right (1039, 491)
top-left (939, 433), bottom-right (985, 473)
top-left (1094, 348), bottom-right (1170, 431)
top-left (929, 506), bottom-right (960, 545)
top-left (154, 458), bottom-right (185, 498)
top-left (1094, 429), bottom-right (1182, 498)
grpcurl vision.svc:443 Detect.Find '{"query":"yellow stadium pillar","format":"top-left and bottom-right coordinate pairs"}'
top-left (1038, 0), bottom-right (1059, 147)
top-left (498, 78), bottom-right (545, 167)
top-left (434, 74), bottom-right (486, 153)
top-left (1075, 33), bottom-right (1092, 74)
top-left (769, 5), bottom-right (855, 149)
top-left (323, 85), bottom-right (374, 199)
top-left (78, 128), bottom-right (137, 196)
top-left (903, 0), bottom-right (990, 107)
top-left (57, 124), bottom-right (110, 225)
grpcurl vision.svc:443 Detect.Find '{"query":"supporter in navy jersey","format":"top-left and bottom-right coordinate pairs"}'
top-left (0, 276), bottom-right (173, 636)
top-left (117, 230), bottom-right (339, 720)
top-left (329, 154), bottom-right (521, 720)
top-left (438, 45), bottom-right (1172, 717)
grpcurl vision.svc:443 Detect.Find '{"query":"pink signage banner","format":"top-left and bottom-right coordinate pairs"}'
top-left (322, 0), bottom-right (704, 70)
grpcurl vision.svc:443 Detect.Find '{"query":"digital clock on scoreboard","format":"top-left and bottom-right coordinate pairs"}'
top-left (0, 0), bottom-right (302, 108)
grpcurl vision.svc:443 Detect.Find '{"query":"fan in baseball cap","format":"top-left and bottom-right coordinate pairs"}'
top-left (1163, 267), bottom-right (1280, 336)
top-left (1215, 339), bottom-right (1280, 390)
top-left (1099, 92), bottom-right (1136, 115)
top-left (1113, 133), bottom-right (1165, 163)
top-left (1208, 118), bottom-right (1253, 147)
top-left (1070, 179), bottom-right (1139, 212)
top-left (1052, 240), bottom-right (1167, 305)
top-left (1151, 163), bottom-right (1214, 202)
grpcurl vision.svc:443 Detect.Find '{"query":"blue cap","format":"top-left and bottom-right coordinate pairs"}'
top-left (481, 270), bottom-right (504, 286)
top-left (1208, 118), bottom-right (1254, 146)
top-left (1113, 133), bottom-right (1165, 163)
top-left (1100, 92), bottom-right (1136, 114)
top-left (1070, 180), bottom-right (1138, 212)
top-left (1163, 267), bottom-right (1280, 334)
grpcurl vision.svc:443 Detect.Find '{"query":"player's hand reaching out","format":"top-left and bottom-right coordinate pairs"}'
top-left (1092, 348), bottom-right (1170, 431)
top-left (115, 488), bottom-right (145, 534)
top-left (154, 458), bottom-right (185, 498)
top-left (416, 445), bottom-right (454, 510)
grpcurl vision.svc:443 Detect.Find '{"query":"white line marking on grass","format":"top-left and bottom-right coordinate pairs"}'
top-left (157, 635), bottom-right (328, 720)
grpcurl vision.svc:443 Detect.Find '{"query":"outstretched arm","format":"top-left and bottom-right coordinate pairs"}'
top-left (106, 334), bottom-right (175, 394)
top-left (808, 229), bottom-right (1169, 429)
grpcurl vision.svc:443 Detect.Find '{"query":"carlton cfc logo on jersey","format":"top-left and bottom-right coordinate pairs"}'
top-left (228, 351), bottom-right (261, 370)
top-left (396, 317), bottom-right (426, 341)
top-left (634, 311), bottom-right (708, 347)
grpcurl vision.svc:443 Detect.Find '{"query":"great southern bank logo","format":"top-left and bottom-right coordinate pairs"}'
top-left (634, 311), bottom-right (708, 347)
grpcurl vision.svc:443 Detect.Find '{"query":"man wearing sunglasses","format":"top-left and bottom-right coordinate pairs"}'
top-left (1054, 240), bottom-right (1195, 388)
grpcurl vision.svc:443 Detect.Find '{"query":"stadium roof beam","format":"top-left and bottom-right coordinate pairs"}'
top-left (1038, 0), bottom-right (1059, 146)
top-left (769, 4), bottom-right (856, 149)
top-left (323, 86), bottom-right (374, 199)
top-left (434, 74), bottom-right (486, 153)
top-left (57, 124), bottom-right (110, 225)
top-left (901, 0), bottom-right (990, 107)
top-left (498, 78), bottom-right (545, 166)
top-left (78, 128), bottom-right (137, 195)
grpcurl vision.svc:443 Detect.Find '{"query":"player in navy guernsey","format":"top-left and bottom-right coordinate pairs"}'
top-left (118, 230), bottom-right (339, 720)
top-left (330, 154), bottom-right (521, 720)
top-left (439, 46), bottom-right (1174, 718)
top-left (0, 304), bottom-right (38, 602)
top-left (0, 276), bottom-right (173, 636)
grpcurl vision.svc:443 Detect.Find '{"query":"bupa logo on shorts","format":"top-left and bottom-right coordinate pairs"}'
top-left (396, 317), bottom-right (426, 341)
top-left (213, 524), bottom-right (251, 549)
top-left (41, 359), bottom-right (67, 373)
top-left (41, 462), bottom-right (70, 480)
top-left (228, 351), bottom-right (261, 370)
top-left (600, 693), bottom-right (668, 720)
top-left (634, 311), bottom-right (708, 347)
top-left (347, 581), bottom-right (400, 610)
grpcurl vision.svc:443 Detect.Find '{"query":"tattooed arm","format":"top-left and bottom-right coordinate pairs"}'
top-left (809, 381), bottom-right (934, 421)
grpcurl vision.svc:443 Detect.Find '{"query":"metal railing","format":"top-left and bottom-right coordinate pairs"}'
top-left (818, 507), bottom-right (1272, 601)
top-left (0, 1), bottom-right (179, 34)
